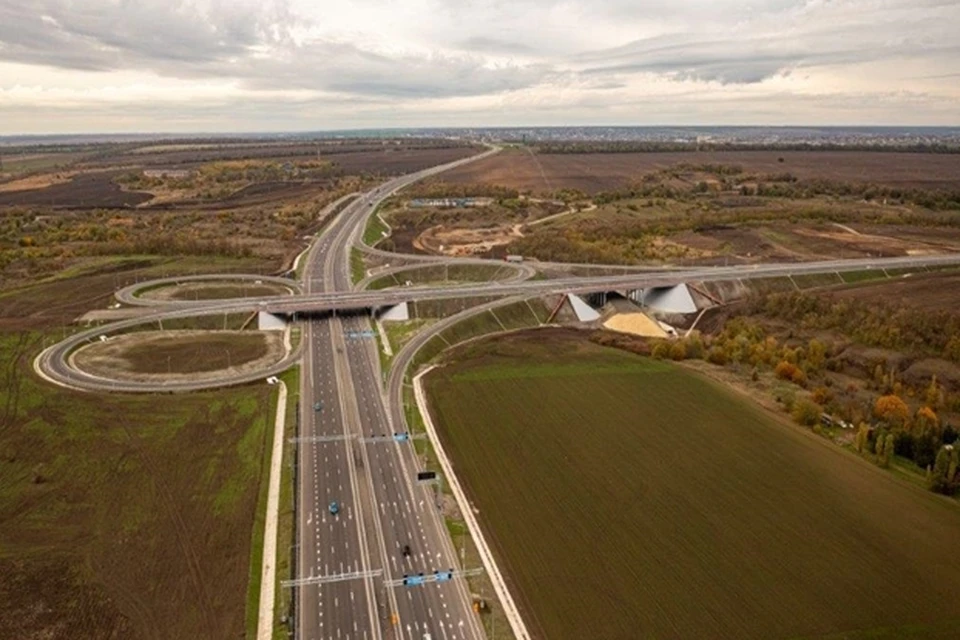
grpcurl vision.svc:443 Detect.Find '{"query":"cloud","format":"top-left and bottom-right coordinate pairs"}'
top-left (0, 0), bottom-right (298, 71)
top-left (0, 0), bottom-right (958, 132)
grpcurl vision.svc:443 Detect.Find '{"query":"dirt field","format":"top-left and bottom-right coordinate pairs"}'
top-left (441, 149), bottom-right (960, 194)
top-left (72, 330), bottom-right (284, 381)
top-left (0, 256), bottom-right (273, 331)
top-left (0, 171), bottom-right (153, 208)
top-left (0, 331), bottom-right (274, 639)
top-left (425, 329), bottom-right (960, 639)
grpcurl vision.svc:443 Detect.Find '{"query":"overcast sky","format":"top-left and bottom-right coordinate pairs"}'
top-left (1, 0), bottom-right (958, 134)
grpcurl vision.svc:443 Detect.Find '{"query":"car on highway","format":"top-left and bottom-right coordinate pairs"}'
top-left (328, 501), bottom-right (339, 515)
top-left (314, 401), bottom-right (323, 411)
top-left (402, 544), bottom-right (411, 557)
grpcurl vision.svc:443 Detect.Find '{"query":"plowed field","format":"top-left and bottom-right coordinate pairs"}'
top-left (440, 149), bottom-right (960, 194)
top-left (425, 329), bottom-right (960, 639)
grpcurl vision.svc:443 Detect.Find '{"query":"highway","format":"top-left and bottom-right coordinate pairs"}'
top-left (295, 154), bottom-right (489, 639)
top-left (30, 143), bottom-right (960, 640)
top-left (268, 252), bottom-right (960, 314)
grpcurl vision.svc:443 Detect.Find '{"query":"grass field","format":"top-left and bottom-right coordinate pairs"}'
top-left (159, 283), bottom-right (290, 301)
top-left (117, 332), bottom-right (270, 373)
top-left (72, 331), bottom-right (280, 381)
top-left (362, 209), bottom-right (390, 246)
top-left (424, 329), bottom-right (960, 639)
top-left (0, 331), bottom-right (273, 639)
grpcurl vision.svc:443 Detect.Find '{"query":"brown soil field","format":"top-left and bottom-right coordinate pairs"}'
top-left (828, 270), bottom-right (960, 312)
top-left (72, 330), bottom-right (284, 381)
top-left (141, 180), bottom-right (337, 211)
top-left (0, 171), bottom-right (153, 208)
top-left (0, 257), bottom-right (273, 331)
top-left (441, 149), bottom-right (960, 194)
top-left (330, 147), bottom-right (477, 176)
top-left (0, 332), bottom-right (275, 639)
top-left (426, 329), bottom-right (960, 639)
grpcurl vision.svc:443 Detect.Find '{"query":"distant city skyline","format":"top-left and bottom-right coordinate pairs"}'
top-left (1, 0), bottom-right (959, 134)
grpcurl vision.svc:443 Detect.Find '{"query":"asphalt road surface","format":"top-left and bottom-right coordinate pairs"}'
top-left (296, 155), bottom-right (489, 640)
top-left (30, 143), bottom-right (960, 639)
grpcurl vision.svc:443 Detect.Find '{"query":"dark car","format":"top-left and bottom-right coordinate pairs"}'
top-left (402, 544), bottom-right (411, 557)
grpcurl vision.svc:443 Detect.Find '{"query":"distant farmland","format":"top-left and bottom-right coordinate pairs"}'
top-left (438, 147), bottom-right (960, 194)
top-left (425, 329), bottom-right (960, 639)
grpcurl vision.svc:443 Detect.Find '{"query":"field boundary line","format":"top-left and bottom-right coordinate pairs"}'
top-left (375, 317), bottom-right (394, 357)
top-left (413, 366), bottom-right (532, 640)
top-left (489, 308), bottom-right (507, 331)
top-left (256, 380), bottom-right (287, 640)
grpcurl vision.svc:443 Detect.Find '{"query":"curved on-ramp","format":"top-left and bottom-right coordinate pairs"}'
top-left (115, 273), bottom-right (301, 307)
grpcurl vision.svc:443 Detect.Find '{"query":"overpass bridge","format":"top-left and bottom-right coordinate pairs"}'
top-left (261, 253), bottom-right (960, 316)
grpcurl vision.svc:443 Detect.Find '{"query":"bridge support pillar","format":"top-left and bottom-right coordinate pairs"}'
top-left (379, 302), bottom-right (410, 321)
top-left (258, 311), bottom-right (288, 331)
top-left (567, 294), bottom-right (601, 322)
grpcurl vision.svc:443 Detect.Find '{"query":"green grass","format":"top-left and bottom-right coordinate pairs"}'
top-left (425, 330), bottom-right (960, 640)
top-left (437, 300), bottom-right (544, 348)
top-left (350, 248), bottom-right (366, 285)
top-left (792, 272), bottom-right (845, 289)
top-left (383, 319), bottom-right (435, 355)
top-left (366, 263), bottom-right (510, 290)
top-left (362, 209), bottom-right (390, 246)
top-left (745, 275), bottom-right (798, 295)
top-left (839, 269), bottom-right (890, 284)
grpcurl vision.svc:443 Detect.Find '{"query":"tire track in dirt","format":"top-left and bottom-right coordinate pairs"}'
top-left (118, 419), bottom-right (218, 635)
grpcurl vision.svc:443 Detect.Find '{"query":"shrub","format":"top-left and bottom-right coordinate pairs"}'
top-left (792, 399), bottom-right (823, 426)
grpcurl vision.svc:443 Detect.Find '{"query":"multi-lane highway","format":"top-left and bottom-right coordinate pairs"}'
top-left (31, 142), bottom-right (960, 640)
top-left (295, 156), bottom-right (489, 639)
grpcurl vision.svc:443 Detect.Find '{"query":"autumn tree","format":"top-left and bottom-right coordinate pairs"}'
top-left (925, 376), bottom-right (943, 409)
top-left (806, 339), bottom-right (827, 371)
top-left (874, 395), bottom-right (909, 425)
top-left (883, 433), bottom-right (895, 468)
top-left (915, 406), bottom-right (939, 433)
top-left (876, 432), bottom-right (895, 468)
top-left (855, 423), bottom-right (871, 453)
top-left (928, 444), bottom-right (959, 495)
